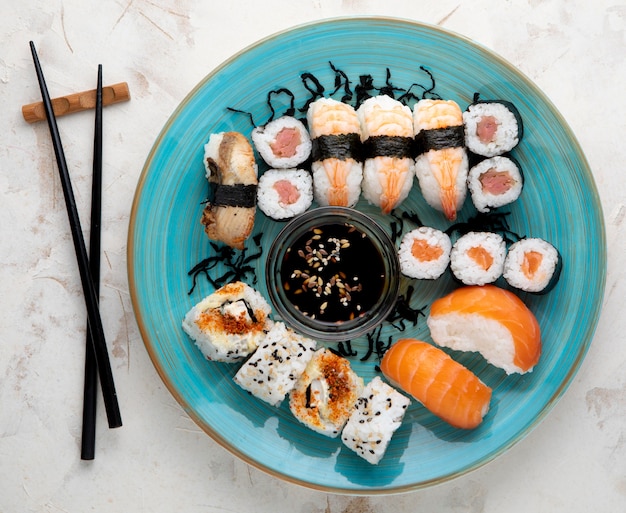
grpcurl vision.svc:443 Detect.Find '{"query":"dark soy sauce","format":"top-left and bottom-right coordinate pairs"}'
top-left (280, 222), bottom-right (386, 323)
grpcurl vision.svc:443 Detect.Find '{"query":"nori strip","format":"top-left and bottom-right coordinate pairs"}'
top-left (266, 88), bottom-right (296, 123)
top-left (311, 133), bottom-right (363, 162)
top-left (355, 74), bottom-right (376, 108)
top-left (212, 184), bottom-right (257, 208)
top-left (187, 233), bottom-right (263, 294)
top-left (328, 61), bottom-right (353, 104)
top-left (414, 125), bottom-right (465, 153)
top-left (362, 135), bottom-right (415, 159)
top-left (299, 72), bottom-right (325, 112)
top-left (377, 69), bottom-right (404, 99)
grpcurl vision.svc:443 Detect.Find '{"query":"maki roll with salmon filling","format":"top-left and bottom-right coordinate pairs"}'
top-left (468, 155), bottom-right (524, 213)
top-left (463, 99), bottom-right (523, 158)
top-left (398, 226), bottom-right (452, 280)
top-left (503, 238), bottom-right (562, 294)
top-left (251, 116), bottom-right (312, 169)
top-left (413, 99), bottom-right (469, 221)
top-left (357, 95), bottom-right (415, 214)
top-left (450, 231), bottom-right (506, 285)
top-left (256, 168), bottom-right (313, 220)
top-left (307, 98), bottom-right (364, 208)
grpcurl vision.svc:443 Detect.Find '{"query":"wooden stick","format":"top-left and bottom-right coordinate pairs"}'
top-left (22, 82), bottom-right (130, 123)
top-left (29, 41), bottom-right (122, 429)
top-left (81, 64), bottom-right (104, 461)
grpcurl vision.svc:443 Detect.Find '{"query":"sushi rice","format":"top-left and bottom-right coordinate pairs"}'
top-left (467, 155), bottom-right (523, 213)
top-left (463, 101), bottom-right (522, 157)
top-left (182, 282), bottom-right (272, 362)
top-left (503, 238), bottom-right (561, 293)
top-left (398, 226), bottom-right (451, 280)
top-left (450, 231), bottom-right (506, 285)
top-left (233, 322), bottom-right (317, 407)
top-left (251, 116), bottom-right (312, 169)
top-left (341, 376), bottom-right (410, 465)
top-left (256, 168), bottom-right (313, 220)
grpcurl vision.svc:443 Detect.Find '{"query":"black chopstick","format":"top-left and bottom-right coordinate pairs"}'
top-left (81, 64), bottom-right (104, 460)
top-left (29, 42), bottom-right (122, 430)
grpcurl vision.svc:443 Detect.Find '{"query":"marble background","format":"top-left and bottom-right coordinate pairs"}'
top-left (1, 0), bottom-right (625, 511)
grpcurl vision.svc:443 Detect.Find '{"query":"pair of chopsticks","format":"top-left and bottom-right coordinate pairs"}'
top-left (29, 42), bottom-right (122, 460)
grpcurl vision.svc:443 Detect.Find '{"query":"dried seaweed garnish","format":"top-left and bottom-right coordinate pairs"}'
top-left (329, 61), bottom-right (353, 104)
top-left (226, 107), bottom-right (257, 128)
top-left (338, 341), bottom-right (359, 357)
top-left (445, 211), bottom-right (523, 244)
top-left (377, 68), bottom-right (404, 100)
top-left (266, 88), bottom-right (296, 123)
top-left (360, 325), bottom-right (392, 363)
top-left (299, 72), bottom-right (326, 112)
top-left (386, 285), bottom-right (427, 331)
top-left (354, 74), bottom-right (376, 108)
top-left (187, 233), bottom-right (263, 295)
top-left (396, 66), bottom-right (441, 104)
top-left (389, 209), bottom-right (424, 243)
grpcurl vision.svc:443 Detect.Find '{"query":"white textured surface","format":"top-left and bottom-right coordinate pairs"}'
top-left (1, 0), bottom-right (625, 511)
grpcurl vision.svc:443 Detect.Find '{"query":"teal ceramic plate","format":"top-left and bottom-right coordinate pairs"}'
top-left (128, 17), bottom-right (606, 493)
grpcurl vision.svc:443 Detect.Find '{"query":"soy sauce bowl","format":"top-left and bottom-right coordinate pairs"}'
top-left (265, 206), bottom-right (400, 342)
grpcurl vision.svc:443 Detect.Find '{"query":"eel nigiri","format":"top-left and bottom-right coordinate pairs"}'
top-left (201, 131), bottom-right (258, 250)
top-left (427, 285), bottom-right (541, 374)
top-left (357, 95), bottom-right (415, 214)
top-left (413, 99), bottom-right (469, 221)
top-left (307, 98), bottom-right (363, 208)
top-left (381, 338), bottom-right (492, 429)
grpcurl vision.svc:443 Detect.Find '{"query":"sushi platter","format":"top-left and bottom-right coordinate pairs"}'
top-left (128, 17), bottom-right (606, 493)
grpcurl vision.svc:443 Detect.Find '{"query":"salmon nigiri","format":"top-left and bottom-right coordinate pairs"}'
top-left (381, 338), bottom-right (492, 429)
top-left (427, 285), bottom-right (541, 375)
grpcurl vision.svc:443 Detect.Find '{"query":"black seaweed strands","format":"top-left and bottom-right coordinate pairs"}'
top-left (445, 211), bottom-right (524, 245)
top-left (187, 233), bottom-right (263, 294)
top-left (386, 285), bottom-right (427, 331)
top-left (226, 62), bottom-right (442, 132)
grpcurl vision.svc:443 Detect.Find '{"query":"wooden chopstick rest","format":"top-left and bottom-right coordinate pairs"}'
top-left (22, 82), bottom-right (130, 123)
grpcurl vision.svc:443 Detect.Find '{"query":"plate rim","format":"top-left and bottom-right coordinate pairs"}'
top-left (127, 15), bottom-right (607, 494)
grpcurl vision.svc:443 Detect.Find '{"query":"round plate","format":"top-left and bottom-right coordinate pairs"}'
top-left (128, 17), bottom-right (606, 493)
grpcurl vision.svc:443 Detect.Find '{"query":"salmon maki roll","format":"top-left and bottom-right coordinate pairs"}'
top-left (413, 99), bottom-right (469, 221)
top-left (381, 338), bottom-right (492, 429)
top-left (427, 285), bottom-right (541, 374)
top-left (307, 98), bottom-right (363, 207)
top-left (357, 95), bottom-right (415, 214)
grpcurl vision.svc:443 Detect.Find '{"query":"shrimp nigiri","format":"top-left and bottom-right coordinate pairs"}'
top-left (307, 98), bottom-right (363, 207)
top-left (413, 99), bottom-right (468, 221)
top-left (357, 95), bottom-right (415, 214)
top-left (427, 285), bottom-right (541, 374)
top-left (381, 338), bottom-right (492, 429)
